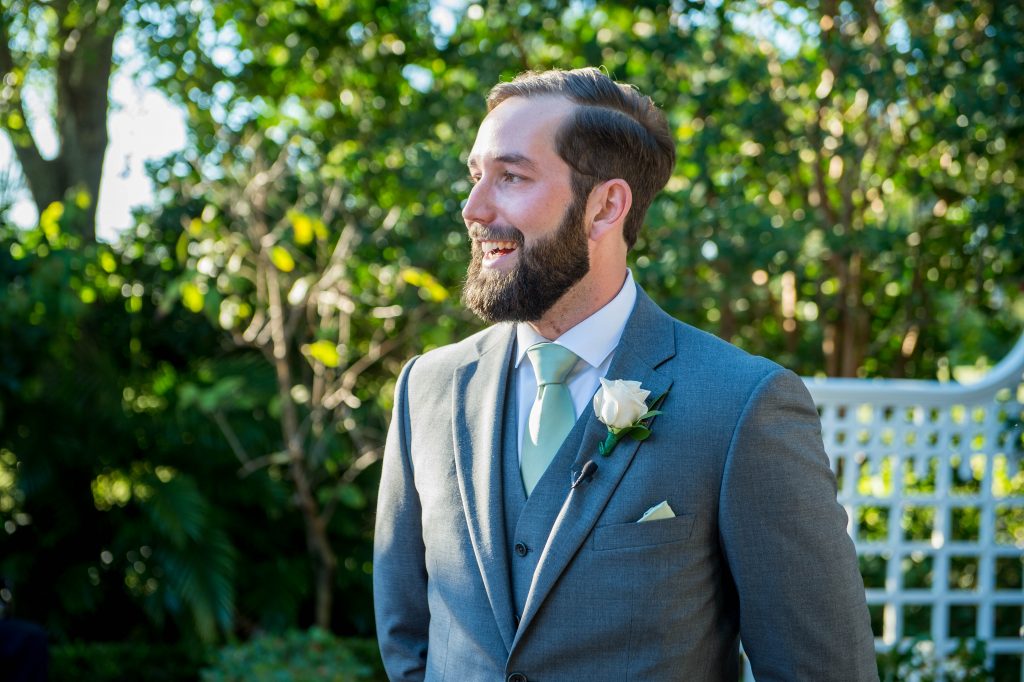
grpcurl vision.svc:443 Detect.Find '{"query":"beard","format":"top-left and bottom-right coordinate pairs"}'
top-left (461, 193), bottom-right (590, 323)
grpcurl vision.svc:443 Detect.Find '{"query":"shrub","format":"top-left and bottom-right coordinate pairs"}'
top-left (200, 628), bottom-right (385, 682)
top-left (50, 641), bottom-right (207, 682)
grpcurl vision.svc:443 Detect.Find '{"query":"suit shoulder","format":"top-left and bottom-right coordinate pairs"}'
top-left (404, 322), bottom-right (513, 385)
top-left (669, 317), bottom-right (787, 387)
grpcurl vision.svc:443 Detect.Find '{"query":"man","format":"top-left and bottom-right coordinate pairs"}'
top-left (374, 67), bottom-right (877, 681)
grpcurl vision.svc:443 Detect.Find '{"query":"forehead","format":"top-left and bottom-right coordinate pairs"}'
top-left (468, 95), bottom-right (574, 167)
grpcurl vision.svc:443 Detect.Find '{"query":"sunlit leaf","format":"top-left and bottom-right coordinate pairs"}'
top-left (401, 267), bottom-right (449, 301)
top-left (313, 219), bottom-right (328, 241)
top-left (73, 189), bottom-right (91, 210)
top-left (40, 202), bottom-right (64, 243)
top-left (270, 246), bottom-right (295, 272)
top-left (291, 213), bottom-right (314, 245)
top-left (400, 267), bottom-right (424, 287)
top-left (306, 339), bottom-right (340, 367)
top-left (181, 282), bottom-right (204, 313)
top-left (100, 251), bottom-right (117, 274)
top-left (175, 231), bottom-right (189, 263)
top-left (267, 44), bottom-right (289, 67)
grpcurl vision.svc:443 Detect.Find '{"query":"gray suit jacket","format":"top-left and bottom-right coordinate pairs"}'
top-left (374, 289), bottom-right (878, 681)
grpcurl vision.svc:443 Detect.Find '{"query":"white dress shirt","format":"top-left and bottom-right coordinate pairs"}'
top-left (514, 270), bottom-right (637, 460)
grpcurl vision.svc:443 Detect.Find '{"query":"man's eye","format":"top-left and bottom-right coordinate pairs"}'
top-left (503, 172), bottom-right (523, 183)
top-left (468, 174), bottom-right (481, 185)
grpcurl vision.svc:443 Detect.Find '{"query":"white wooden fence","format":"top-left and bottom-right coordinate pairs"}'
top-left (803, 333), bottom-right (1024, 679)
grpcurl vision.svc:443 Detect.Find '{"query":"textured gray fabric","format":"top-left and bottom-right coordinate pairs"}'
top-left (373, 288), bottom-right (879, 681)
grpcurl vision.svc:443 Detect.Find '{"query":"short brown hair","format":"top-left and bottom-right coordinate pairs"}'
top-left (487, 68), bottom-right (675, 249)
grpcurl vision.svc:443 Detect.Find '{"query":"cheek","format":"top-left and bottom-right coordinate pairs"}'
top-left (513, 186), bottom-right (571, 224)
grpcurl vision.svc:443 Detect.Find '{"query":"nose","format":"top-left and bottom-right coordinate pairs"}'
top-left (462, 179), bottom-right (495, 228)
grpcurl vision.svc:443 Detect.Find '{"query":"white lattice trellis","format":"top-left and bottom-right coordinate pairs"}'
top-left (804, 334), bottom-right (1024, 680)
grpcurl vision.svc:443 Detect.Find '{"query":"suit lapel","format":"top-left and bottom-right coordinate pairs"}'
top-left (452, 325), bottom-right (518, 651)
top-left (514, 291), bottom-right (677, 642)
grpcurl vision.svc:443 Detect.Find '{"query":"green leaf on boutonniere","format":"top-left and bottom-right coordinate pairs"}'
top-left (631, 427), bottom-right (652, 441)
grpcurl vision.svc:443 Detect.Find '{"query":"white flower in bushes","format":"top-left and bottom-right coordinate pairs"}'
top-left (593, 379), bottom-right (651, 430)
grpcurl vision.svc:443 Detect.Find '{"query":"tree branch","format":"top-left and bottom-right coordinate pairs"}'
top-left (212, 409), bottom-right (254, 465)
top-left (322, 445), bottom-right (383, 525)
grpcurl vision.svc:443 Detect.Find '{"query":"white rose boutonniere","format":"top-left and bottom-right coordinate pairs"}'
top-left (593, 378), bottom-right (667, 456)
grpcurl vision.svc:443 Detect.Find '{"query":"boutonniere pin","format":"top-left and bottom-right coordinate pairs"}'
top-left (593, 378), bottom-right (667, 456)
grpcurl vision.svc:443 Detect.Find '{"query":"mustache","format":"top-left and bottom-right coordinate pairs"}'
top-left (467, 223), bottom-right (525, 246)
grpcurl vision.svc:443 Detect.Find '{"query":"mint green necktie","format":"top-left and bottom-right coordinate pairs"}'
top-left (521, 342), bottom-right (579, 496)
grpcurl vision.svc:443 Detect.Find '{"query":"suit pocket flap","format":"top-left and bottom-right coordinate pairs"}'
top-left (593, 513), bottom-right (695, 551)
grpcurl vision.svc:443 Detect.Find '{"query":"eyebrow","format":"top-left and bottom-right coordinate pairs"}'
top-left (467, 153), bottom-right (539, 172)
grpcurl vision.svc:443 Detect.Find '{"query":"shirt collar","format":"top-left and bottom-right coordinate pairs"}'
top-left (515, 269), bottom-right (637, 369)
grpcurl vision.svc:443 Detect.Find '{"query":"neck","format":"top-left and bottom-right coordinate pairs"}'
top-left (527, 268), bottom-right (627, 340)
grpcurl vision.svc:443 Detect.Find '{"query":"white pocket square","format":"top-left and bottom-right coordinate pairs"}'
top-left (637, 500), bottom-right (675, 523)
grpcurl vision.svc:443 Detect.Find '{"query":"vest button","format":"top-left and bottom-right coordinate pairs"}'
top-left (508, 674), bottom-right (528, 682)
top-left (514, 542), bottom-right (528, 557)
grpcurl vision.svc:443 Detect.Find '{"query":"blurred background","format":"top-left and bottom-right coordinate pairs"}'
top-left (0, 0), bottom-right (1021, 679)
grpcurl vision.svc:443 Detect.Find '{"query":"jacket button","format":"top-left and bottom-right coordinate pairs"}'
top-left (507, 674), bottom-right (528, 682)
top-left (514, 542), bottom-right (528, 557)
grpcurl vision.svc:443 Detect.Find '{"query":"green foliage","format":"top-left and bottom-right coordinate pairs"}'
top-left (50, 640), bottom-right (207, 682)
top-left (877, 638), bottom-right (990, 682)
top-left (200, 630), bottom-right (385, 682)
top-left (0, 214), bottom-right (312, 644)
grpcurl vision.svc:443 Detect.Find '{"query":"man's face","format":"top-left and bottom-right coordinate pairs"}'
top-left (461, 96), bottom-right (590, 323)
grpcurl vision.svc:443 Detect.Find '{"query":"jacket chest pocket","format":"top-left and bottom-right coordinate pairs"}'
top-left (592, 513), bottom-right (695, 551)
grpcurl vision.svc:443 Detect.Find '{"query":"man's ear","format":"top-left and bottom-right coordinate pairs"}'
top-left (587, 179), bottom-right (632, 242)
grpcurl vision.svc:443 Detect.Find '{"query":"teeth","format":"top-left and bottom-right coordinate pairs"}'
top-left (481, 240), bottom-right (517, 254)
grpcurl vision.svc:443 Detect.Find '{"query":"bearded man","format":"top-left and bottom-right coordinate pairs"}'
top-left (373, 67), bottom-right (878, 682)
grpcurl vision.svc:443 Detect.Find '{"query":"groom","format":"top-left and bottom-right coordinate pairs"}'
top-left (374, 68), bottom-right (877, 681)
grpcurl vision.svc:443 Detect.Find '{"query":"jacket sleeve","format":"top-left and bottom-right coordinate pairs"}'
top-left (719, 368), bottom-right (879, 681)
top-left (374, 356), bottom-right (429, 681)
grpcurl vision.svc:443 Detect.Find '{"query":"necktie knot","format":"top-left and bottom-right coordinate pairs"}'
top-left (527, 343), bottom-right (578, 386)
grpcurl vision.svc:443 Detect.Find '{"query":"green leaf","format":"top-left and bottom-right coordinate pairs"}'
top-left (140, 473), bottom-right (208, 548)
top-left (630, 427), bottom-right (652, 441)
top-left (40, 201), bottom-right (64, 243)
top-left (291, 212), bottom-right (314, 245)
top-left (99, 251), bottom-right (118, 274)
top-left (266, 44), bottom-right (290, 67)
top-left (270, 246), bottom-right (295, 272)
top-left (181, 282), bottom-right (204, 313)
top-left (175, 230), bottom-right (189, 263)
top-left (336, 483), bottom-right (366, 509)
top-left (306, 339), bottom-right (340, 367)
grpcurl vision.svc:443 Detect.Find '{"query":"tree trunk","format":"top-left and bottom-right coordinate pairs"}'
top-left (53, 6), bottom-right (120, 241)
top-left (0, 2), bottom-right (121, 242)
top-left (264, 249), bottom-right (337, 630)
top-left (840, 251), bottom-right (863, 377)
